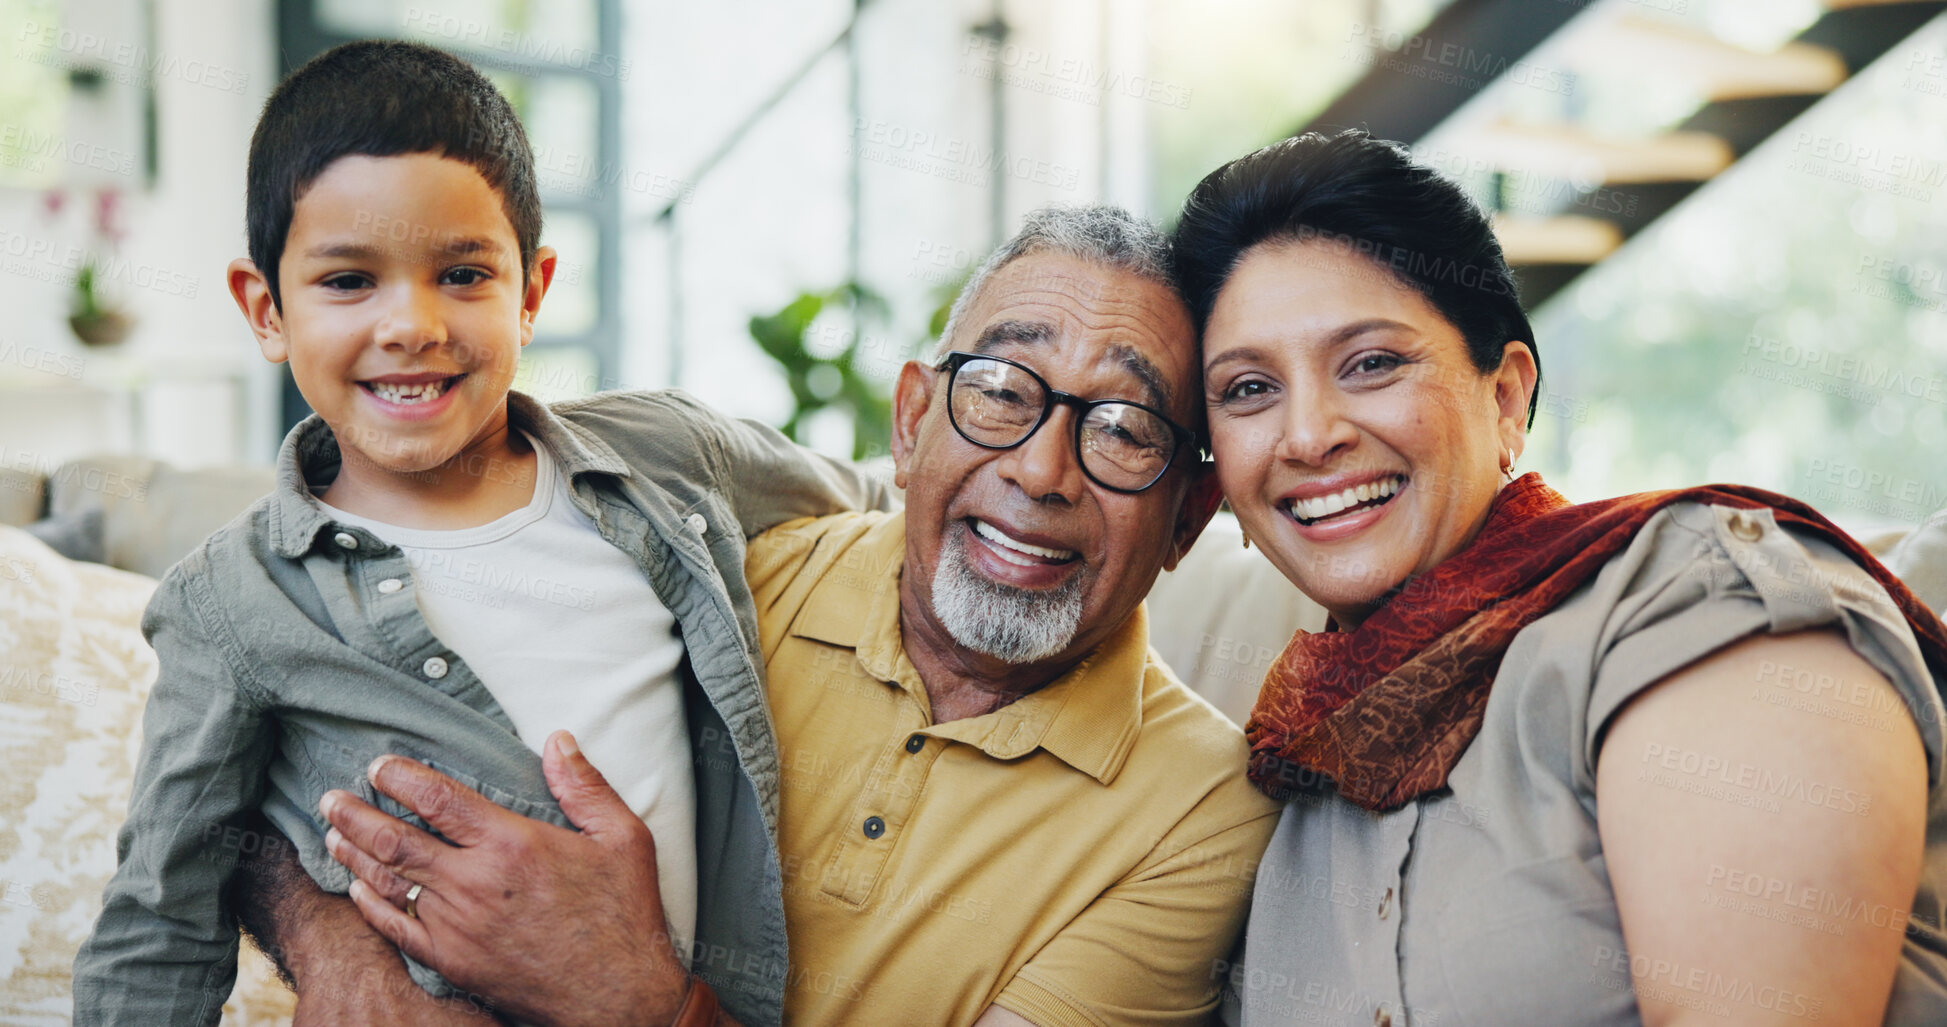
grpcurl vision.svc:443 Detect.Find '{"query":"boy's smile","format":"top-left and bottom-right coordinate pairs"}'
top-left (232, 153), bottom-right (555, 521)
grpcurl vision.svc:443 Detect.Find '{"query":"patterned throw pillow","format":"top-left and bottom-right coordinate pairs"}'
top-left (0, 526), bottom-right (295, 1025)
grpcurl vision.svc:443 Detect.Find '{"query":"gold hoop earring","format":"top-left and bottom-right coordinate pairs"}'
top-left (1240, 525), bottom-right (1253, 550)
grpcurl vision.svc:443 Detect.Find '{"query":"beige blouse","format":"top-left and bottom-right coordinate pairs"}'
top-left (1224, 501), bottom-right (1947, 1027)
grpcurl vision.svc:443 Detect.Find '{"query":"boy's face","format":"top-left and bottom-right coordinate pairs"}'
top-left (232, 153), bottom-right (553, 477)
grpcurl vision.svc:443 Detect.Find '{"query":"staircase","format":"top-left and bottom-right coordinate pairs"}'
top-left (1301, 0), bottom-right (1947, 310)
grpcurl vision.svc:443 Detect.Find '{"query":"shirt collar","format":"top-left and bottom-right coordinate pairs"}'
top-left (266, 391), bottom-right (629, 559)
top-left (789, 511), bottom-right (1150, 785)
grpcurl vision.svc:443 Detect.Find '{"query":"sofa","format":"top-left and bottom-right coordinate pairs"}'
top-left (6, 452), bottom-right (1943, 1024)
top-left (0, 462), bottom-right (293, 1025)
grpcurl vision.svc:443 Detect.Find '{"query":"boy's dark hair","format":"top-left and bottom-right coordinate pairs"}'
top-left (246, 40), bottom-right (542, 309)
top-left (1172, 129), bottom-right (1540, 426)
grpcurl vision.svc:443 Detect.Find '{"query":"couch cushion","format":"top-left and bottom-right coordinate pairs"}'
top-left (1888, 509), bottom-right (1947, 616)
top-left (23, 508), bottom-right (105, 565)
top-left (0, 465), bottom-right (45, 527)
top-left (1145, 512), bottom-right (1328, 726)
top-left (0, 524), bottom-right (157, 1020)
top-left (47, 457), bottom-right (273, 580)
top-left (0, 526), bottom-right (293, 1024)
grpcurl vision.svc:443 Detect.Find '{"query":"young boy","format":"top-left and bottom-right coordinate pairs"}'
top-left (72, 41), bottom-right (888, 1025)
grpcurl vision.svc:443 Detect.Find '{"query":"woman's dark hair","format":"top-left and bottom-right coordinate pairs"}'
top-left (1173, 129), bottom-right (1540, 426)
top-left (246, 40), bottom-right (542, 310)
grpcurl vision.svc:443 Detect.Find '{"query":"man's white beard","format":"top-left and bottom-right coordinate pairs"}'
top-left (930, 526), bottom-right (1084, 664)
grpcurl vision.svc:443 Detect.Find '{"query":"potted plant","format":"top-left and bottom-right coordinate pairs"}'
top-left (69, 259), bottom-right (133, 347)
top-left (64, 189), bottom-right (134, 347)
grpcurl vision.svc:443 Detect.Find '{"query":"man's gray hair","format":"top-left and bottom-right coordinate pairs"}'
top-left (933, 205), bottom-right (1176, 358)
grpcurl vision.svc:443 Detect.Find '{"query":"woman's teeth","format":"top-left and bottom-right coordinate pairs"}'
top-left (972, 518), bottom-right (1077, 565)
top-left (366, 377), bottom-right (457, 405)
top-left (1285, 477), bottom-right (1402, 524)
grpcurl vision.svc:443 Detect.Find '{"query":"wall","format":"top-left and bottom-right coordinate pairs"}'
top-left (0, 0), bottom-right (276, 473)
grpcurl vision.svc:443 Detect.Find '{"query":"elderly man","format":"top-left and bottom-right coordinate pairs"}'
top-left (250, 207), bottom-right (1278, 1026)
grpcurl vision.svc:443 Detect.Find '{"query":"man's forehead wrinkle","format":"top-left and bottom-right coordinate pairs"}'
top-left (968, 319), bottom-right (1182, 415)
top-left (972, 319), bottom-right (1055, 352)
top-left (992, 272), bottom-right (1139, 312)
top-left (965, 257), bottom-right (1194, 413)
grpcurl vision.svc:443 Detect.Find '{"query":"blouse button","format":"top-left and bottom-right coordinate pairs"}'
top-left (422, 657), bottom-right (450, 680)
top-left (1727, 511), bottom-right (1764, 542)
top-left (1378, 886), bottom-right (1393, 921)
top-left (333, 532), bottom-right (359, 550)
top-left (377, 578), bottom-right (404, 594)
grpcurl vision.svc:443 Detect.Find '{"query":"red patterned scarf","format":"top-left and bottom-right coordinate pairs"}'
top-left (1245, 473), bottom-right (1947, 810)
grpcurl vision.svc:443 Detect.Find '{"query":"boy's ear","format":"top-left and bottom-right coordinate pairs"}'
top-left (520, 245), bottom-right (558, 347)
top-left (228, 258), bottom-right (288, 363)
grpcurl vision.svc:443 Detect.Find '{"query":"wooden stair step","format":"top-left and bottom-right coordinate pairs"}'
top-left (1443, 123), bottom-right (1734, 184)
top-left (1560, 14), bottom-right (1848, 100)
top-left (1492, 214), bottom-right (1624, 266)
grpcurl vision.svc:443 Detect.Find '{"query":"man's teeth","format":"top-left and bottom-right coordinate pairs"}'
top-left (972, 519), bottom-right (1076, 564)
top-left (368, 378), bottom-right (453, 404)
top-left (1288, 477), bottom-right (1402, 522)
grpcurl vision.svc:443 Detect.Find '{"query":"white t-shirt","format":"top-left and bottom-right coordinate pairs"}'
top-left (321, 438), bottom-right (697, 955)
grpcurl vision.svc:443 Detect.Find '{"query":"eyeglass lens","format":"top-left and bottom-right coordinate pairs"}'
top-left (948, 356), bottom-right (1175, 490)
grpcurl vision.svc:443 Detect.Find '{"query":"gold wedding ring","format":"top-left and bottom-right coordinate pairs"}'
top-left (405, 882), bottom-right (423, 920)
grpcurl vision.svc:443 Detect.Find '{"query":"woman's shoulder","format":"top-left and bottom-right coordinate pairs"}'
top-left (1506, 498), bottom-right (1945, 787)
top-left (1553, 497), bottom-right (1901, 632)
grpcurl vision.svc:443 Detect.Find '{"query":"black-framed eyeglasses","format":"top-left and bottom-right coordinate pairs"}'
top-left (934, 351), bottom-right (1199, 494)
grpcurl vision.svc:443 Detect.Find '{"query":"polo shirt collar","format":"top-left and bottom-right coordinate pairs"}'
top-left (789, 511), bottom-right (1149, 786)
top-left (266, 390), bottom-right (629, 559)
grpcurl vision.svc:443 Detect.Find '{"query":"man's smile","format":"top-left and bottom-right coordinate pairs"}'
top-left (957, 515), bottom-right (1085, 593)
top-left (969, 517), bottom-right (1079, 566)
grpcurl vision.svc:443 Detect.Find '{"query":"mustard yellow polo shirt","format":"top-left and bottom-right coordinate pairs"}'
top-left (746, 511), bottom-right (1281, 1027)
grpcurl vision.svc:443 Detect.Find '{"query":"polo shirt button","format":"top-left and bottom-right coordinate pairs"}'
top-left (422, 657), bottom-right (449, 680)
top-left (687, 513), bottom-right (708, 534)
top-left (1378, 886), bottom-right (1393, 920)
top-left (378, 578), bottom-right (404, 594)
top-left (862, 815), bottom-right (885, 839)
top-left (905, 734), bottom-right (925, 754)
top-left (333, 532), bottom-right (359, 550)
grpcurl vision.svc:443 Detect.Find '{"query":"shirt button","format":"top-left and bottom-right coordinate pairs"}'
top-left (333, 532), bottom-right (359, 550)
top-left (1374, 1009), bottom-right (1392, 1027)
top-left (1378, 886), bottom-right (1393, 920)
top-left (862, 815), bottom-right (886, 839)
top-left (686, 513), bottom-right (708, 534)
top-left (377, 578), bottom-right (404, 594)
top-left (422, 657), bottom-right (449, 680)
top-left (905, 734), bottom-right (925, 754)
top-left (1727, 510), bottom-right (1764, 542)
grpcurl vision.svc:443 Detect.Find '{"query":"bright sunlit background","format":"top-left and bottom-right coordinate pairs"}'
top-left (2, 0), bottom-right (1945, 533)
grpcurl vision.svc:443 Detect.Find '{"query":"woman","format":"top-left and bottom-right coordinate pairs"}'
top-left (1174, 130), bottom-right (1947, 1026)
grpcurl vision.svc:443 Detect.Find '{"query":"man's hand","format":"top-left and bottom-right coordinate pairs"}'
top-left (320, 731), bottom-right (706, 1027)
top-left (226, 813), bottom-right (501, 1024)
